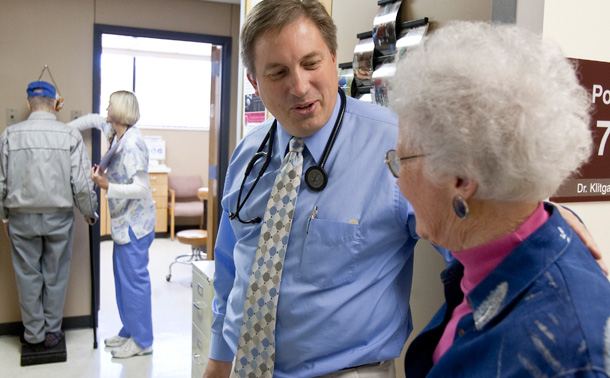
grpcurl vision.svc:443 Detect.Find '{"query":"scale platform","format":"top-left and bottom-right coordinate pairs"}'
top-left (21, 337), bottom-right (67, 366)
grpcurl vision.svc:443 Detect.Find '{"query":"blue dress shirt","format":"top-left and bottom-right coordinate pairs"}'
top-left (211, 95), bottom-right (450, 377)
top-left (404, 203), bottom-right (610, 378)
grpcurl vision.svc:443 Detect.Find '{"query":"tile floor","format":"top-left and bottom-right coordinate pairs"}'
top-left (0, 237), bottom-right (197, 378)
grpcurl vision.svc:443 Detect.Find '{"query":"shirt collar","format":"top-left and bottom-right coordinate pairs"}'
top-left (276, 94), bottom-right (342, 164)
top-left (454, 202), bottom-right (548, 293)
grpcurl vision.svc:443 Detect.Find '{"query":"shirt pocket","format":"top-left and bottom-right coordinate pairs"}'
top-left (297, 217), bottom-right (362, 289)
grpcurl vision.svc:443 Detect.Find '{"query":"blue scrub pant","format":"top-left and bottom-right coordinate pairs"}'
top-left (113, 227), bottom-right (154, 349)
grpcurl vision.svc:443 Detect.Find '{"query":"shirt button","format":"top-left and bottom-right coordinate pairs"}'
top-left (457, 329), bottom-right (466, 337)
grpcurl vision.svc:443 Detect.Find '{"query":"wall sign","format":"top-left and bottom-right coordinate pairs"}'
top-left (551, 58), bottom-right (610, 203)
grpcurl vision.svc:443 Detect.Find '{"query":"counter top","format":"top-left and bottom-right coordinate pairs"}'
top-left (193, 260), bottom-right (215, 278)
top-left (149, 165), bottom-right (171, 173)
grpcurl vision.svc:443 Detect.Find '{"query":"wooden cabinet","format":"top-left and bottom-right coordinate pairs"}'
top-left (100, 188), bottom-right (111, 236)
top-left (149, 172), bottom-right (168, 233)
top-left (99, 170), bottom-right (170, 237)
top-left (192, 261), bottom-right (215, 378)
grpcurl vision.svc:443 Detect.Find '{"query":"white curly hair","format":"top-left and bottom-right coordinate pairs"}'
top-left (390, 21), bottom-right (592, 202)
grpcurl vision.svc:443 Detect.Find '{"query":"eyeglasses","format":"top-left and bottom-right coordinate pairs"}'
top-left (384, 149), bottom-right (427, 178)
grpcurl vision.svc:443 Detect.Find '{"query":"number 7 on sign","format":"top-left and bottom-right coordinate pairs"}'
top-left (598, 121), bottom-right (610, 156)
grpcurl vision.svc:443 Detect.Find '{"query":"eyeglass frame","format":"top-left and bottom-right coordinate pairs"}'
top-left (384, 149), bottom-right (428, 178)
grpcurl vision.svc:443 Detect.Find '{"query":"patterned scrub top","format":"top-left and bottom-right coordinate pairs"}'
top-left (101, 123), bottom-right (156, 244)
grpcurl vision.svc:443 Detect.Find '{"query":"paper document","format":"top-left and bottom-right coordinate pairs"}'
top-left (99, 139), bottom-right (122, 171)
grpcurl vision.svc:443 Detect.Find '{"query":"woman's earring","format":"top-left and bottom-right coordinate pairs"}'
top-left (453, 195), bottom-right (469, 219)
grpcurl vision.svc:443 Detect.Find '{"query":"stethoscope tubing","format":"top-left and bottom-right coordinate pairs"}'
top-left (316, 87), bottom-right (346, 174)
top-left (229, 87), bottom-right (346, 223)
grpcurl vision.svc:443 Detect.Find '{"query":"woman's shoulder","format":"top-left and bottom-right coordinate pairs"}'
top-left (117, 127), bottom-right (148, 157)
top-left (123, 126), bottom-right (146, 143)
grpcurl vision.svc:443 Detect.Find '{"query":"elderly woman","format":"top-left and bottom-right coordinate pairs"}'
top-left (388, 21), bottom-right (610, 377)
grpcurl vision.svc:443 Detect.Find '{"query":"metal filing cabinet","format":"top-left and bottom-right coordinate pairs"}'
top-left (192, 260), bottom-right (215, 378)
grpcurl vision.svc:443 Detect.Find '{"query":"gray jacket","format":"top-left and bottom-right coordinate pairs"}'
top-left (0, 111), bottom-right (98, 219)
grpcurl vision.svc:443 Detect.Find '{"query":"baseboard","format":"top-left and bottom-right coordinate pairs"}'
top-left (0, 315), bottom-right (94, 336)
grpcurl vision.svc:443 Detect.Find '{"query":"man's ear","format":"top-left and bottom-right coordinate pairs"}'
top-left (246, 72), bottom-right (260, 97)
top-left (454, 177), bottom-right (478, 200)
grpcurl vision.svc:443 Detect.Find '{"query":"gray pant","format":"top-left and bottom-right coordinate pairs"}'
top-left (9, 211), bottom-right (75, 344)
top-left (316, 360), bottom-right (396, 378)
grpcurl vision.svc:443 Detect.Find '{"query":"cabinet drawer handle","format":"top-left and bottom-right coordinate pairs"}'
top-left (193, 301), bottom-right (208, 310)
top-left (197, 282), bottom-right (204, 296)
top-left (193, 353), bottom-right (208, 364)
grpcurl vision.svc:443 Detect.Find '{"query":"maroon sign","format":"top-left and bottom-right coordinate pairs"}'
top-left (551, 58), bottom-right (610, 203)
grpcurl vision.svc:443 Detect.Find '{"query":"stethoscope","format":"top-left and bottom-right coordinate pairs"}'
top-left (229, 87), bottom-right (346, 224)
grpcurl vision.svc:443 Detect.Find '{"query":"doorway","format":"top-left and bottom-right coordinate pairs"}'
top-left (90, 24), bottom-right (231, 329)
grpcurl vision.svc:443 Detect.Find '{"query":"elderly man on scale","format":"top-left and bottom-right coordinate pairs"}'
top-left (0, 80), bottom-right (98, 351)
top-left (204, 1), bottom-right (606, 378)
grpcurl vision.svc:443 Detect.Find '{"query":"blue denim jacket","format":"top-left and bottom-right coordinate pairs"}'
top-left (405, 203), bottom-right (610, 378)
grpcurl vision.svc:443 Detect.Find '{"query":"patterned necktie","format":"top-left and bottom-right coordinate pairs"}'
top-left (233, 137), bottom-right (305, 378)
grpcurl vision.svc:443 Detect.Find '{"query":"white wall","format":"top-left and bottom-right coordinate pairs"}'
top-left (332, 0), bottom-right (379, 64)
top-left (542, 0), bottom-right (610, 266)
top-left (516, 0), bottom-right (544, 34)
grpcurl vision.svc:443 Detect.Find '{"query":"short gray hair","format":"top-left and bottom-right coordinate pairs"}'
top-left (391, 21), bottom-right (592, 202)
top-left (240, 0), bottom-right (337, 77)
top-left (28, 96), bottom-right (56, 112)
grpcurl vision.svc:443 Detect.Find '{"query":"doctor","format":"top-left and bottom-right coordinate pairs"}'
top-left (207, 2), bottom-right (438, 377)
top-left (205, 1), bottom-right (605, 377)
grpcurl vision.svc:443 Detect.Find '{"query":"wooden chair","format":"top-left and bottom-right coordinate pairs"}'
top-left (168, 175), bottom-right (204, 241)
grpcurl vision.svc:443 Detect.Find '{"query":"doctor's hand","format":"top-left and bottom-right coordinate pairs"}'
top-left (92, 165), bottom-right (109, 190)
top-left (553, 203), bottom-right (607, 275)
top-left (203, 359), bottom-right (232, 378)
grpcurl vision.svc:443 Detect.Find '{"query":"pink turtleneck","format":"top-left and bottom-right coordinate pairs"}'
top-left (432, 202), bottom-right (549, 363)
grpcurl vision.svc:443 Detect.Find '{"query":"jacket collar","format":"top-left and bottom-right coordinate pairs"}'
top-left (463, 203), bottom-right (573, 330)
top-left (28, 111), bottom-right (57, 121)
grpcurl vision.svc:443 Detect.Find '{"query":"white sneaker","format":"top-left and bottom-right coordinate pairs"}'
top-left (104, 335), bottom-right (129, 348)
top-left (111, 337), bottom-right (152, 358)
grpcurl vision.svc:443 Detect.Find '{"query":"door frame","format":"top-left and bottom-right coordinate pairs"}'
top-left (90, 23), bottom-right (231, 328)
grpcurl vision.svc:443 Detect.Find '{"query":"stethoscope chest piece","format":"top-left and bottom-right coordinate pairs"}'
top-left (305, 166), bottom-right (327, 191)
top-left (231, 87), bottom-right (346, 223)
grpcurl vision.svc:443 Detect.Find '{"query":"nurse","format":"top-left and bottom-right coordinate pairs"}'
top-left (69, 90), bottom-right (155, 358)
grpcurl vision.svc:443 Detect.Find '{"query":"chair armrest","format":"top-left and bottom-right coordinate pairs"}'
top-left (168, 188), bottom-right (176, 215)
top-left (197, 187), bottom-right (209, 202)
